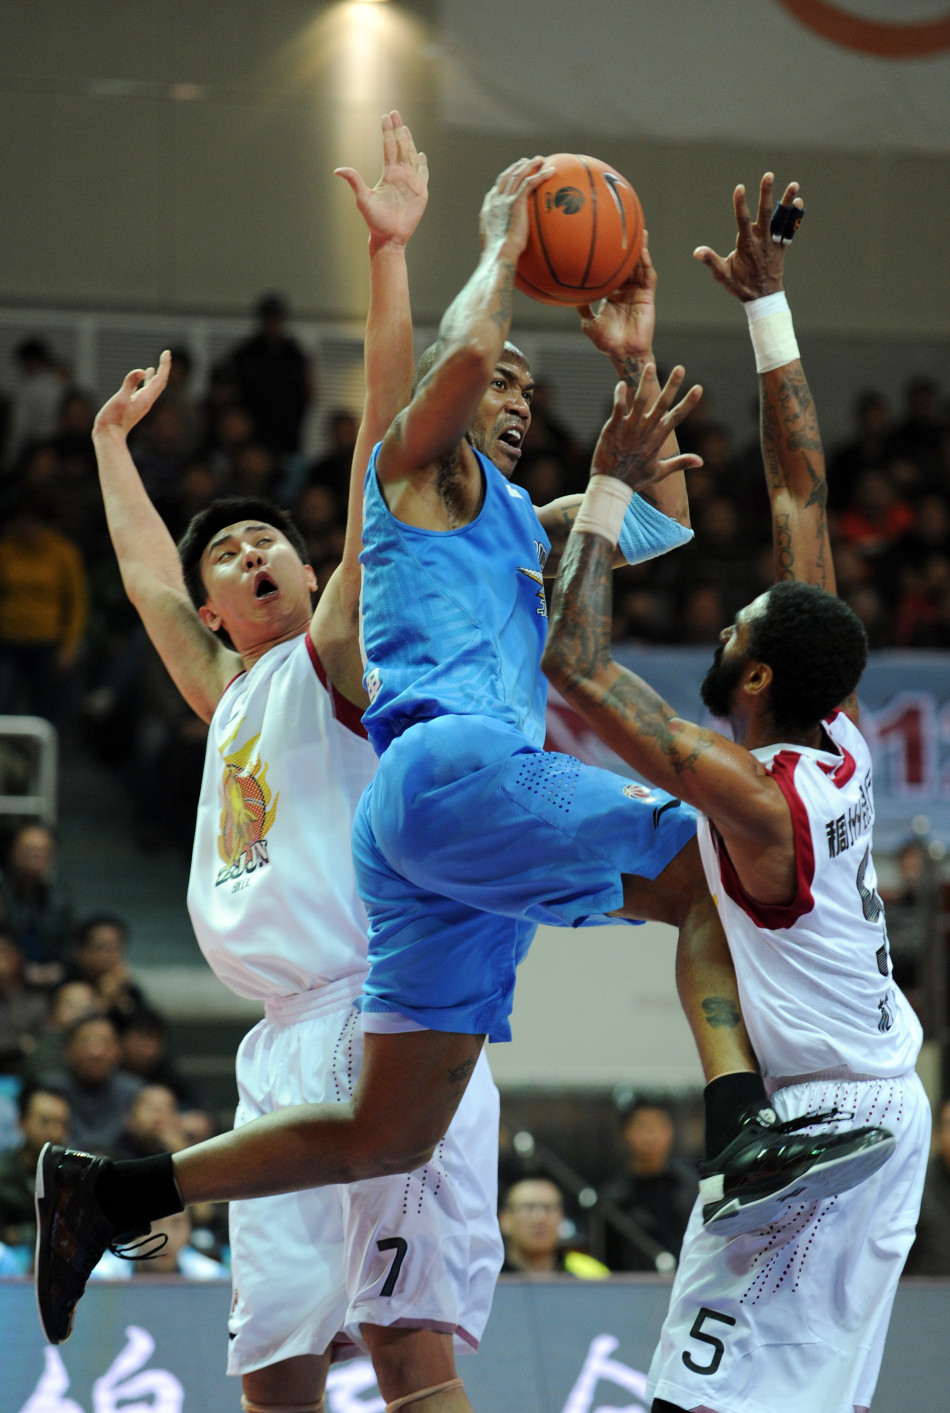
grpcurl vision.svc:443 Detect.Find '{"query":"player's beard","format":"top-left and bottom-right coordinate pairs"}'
top-left (700, 642), bottom-right (747, 723)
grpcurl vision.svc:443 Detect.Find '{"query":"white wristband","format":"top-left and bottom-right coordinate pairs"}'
top-left (744, 290), bottom-right (799, 374)
top-left (573, 474), bottom-right (633, 549)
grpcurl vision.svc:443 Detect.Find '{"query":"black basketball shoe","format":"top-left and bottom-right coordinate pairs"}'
top-left (35, 1143), bottom-right (155, 1344)
top-left (699, 1106), bottom-right (896, 1236)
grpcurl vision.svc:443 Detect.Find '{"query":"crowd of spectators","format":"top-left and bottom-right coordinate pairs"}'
top-left (0, 818), bottom-right (222, 1276)
top-left (2, 313), bottom-right (950, 757)
top-left (1, 308), bottom-right (949, 764)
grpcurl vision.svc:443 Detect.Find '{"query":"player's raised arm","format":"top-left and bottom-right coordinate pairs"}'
top-left (376, 156), bottom-right (552, 483)
top-left (695, 173), bottom-right (832, 593)
top-left (92, 354), bottom-right (240, 723)
top-left (535, 234), bottom-right (697, 577)
top-left (310, 110), bottom-right (428, 700)
top-left (578, 233), bottom-right (690, 525)
top-left (542, 369), bottom-right (788, 846)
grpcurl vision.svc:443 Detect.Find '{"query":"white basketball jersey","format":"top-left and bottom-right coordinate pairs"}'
top-left (187, 633), bottom-right (377, 1000)
top-left (697, 709), bottom-right (922, 1081)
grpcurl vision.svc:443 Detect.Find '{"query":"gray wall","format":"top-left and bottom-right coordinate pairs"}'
top-left (0, 0), bottom-right (948, 342)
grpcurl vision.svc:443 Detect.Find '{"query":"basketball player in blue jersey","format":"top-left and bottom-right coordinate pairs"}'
top-left (542, 175), bottom-right (922, 1413)
top-left (37, 161), bottom-right (885, 1398)
top-left (351, 155), bottom-right (884, 1209)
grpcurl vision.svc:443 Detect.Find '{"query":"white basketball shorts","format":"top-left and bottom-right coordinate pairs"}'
top-left (226, 981), bottom-right (502, 1376)
top-left (648, 1070), bottom-right (930, 1413)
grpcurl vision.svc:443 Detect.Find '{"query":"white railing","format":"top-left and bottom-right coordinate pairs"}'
top-left (0, 715), bottom-right (58, 824)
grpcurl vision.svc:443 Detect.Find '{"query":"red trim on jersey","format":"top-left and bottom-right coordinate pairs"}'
top-left (816, 714), bottom-right (857, 788)
top-left (223, 670), bottom-right (246, 693)
top-left (306, 633), bottom-right (368, 738)
top-left (714, 750), bottom-right (816, 929)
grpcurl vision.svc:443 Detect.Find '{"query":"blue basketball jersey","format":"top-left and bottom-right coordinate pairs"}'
top-left (359, 445), bottom-right (551, 757)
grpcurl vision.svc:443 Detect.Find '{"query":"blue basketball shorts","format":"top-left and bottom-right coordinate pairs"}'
top-left (351, 714), bottom-right (697, 1042)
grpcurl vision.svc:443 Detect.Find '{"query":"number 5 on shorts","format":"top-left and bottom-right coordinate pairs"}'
top-left (682, 1306), bottom-right (736, 1375)
top-left (377, 1236), bottom-right (408, 1297)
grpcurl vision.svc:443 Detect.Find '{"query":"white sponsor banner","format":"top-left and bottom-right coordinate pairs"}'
top-left (0, 1281), bottom-right (946, 1410)
top-left (439, 0), bottom-right (950, 153)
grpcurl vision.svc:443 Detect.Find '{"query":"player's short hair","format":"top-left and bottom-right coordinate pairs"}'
top-left (748, 581), bottom-right (868, 732)
top-left (177, 496), bottom-right (311, 615)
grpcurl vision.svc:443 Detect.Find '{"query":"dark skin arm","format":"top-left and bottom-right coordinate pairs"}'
top-left (695, 172), bottom-right (852, 721)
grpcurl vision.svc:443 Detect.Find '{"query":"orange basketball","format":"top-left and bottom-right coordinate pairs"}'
top-left (515, 154), bottom-right (644, 306)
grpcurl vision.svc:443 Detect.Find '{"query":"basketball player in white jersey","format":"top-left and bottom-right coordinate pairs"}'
top-left (542, 174), bottom-right (930, 1413)
top-left (80, 116), bottom-right (502, 1413)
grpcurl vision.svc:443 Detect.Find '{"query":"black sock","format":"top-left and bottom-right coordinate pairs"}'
top-left (703, 1071), bottom-right (769, 1160)
top-left (95, 1154), bottom-right (184, 1234)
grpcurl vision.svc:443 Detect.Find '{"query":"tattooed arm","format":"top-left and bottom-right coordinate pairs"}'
top-left (376, 155), bottom-right (551, 487)
top-left (695, 173), bottom-right (851, 718)
top-left (543, 527), bottom-right (785, 842)
top-left (760, 361), bottom-right (833, 587)
top-left (542, 371), bottom-right (787, 845)
top-left (694, 173), bottom-right (830, 587)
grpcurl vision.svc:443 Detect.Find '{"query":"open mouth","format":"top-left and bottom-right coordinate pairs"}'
top-left (498, 426), bottom-right (524, 458)
top-left (255, 575), bottom-right (278, 600)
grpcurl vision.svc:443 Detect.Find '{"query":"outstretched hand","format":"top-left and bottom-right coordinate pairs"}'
top-left (335, 109), bottom-right (429, 249)
top-left (591, 366), bottom-right (703, 491)
top-left (578, 231), bottom-right (657, 366)
top-left (93, 351), bottom-right (171, 439)
top-left (694, 173), bottom-right (803, 302)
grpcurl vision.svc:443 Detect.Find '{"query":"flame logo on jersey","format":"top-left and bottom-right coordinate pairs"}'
top-left (215, 725), bottom-right (279, 887)
top-left (518, 565), bottom-right (548, 617)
